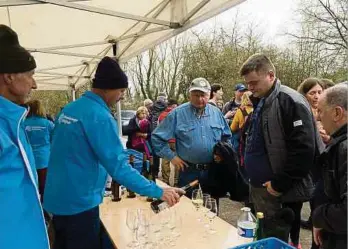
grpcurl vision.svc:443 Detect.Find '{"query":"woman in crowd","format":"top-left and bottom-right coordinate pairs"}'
top-left (298, 78), bottom-right (330, 144)
top-left (287, 78), bottom-right (328, 249)
top-left (24, 99), bottom-right (54, 201)
top-left (123, 106), bottom-right (152, 157)
top-left (208, 84), bottom-right (224, 110)
top-left (230, 91), bottom-right (253, 152)
top-left (297, 78), bottom-right (333, 249)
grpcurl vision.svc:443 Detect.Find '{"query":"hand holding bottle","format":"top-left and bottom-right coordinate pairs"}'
top-left (160, 187), bottom-right (185, 206)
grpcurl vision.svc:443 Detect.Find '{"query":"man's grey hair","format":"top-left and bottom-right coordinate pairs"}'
top-left (324, 84), bottom-right (348, 111)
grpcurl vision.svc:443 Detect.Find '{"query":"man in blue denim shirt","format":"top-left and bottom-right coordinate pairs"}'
top-left (152, 78), bottom-right (232, 196)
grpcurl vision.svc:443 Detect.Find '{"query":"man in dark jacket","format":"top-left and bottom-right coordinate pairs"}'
top-left (312, 84), bottom-right (347, 249)
top-left (240, 54), bottom-right (321, 242)
top-left (222, 83), bottom-right (247, 122)
top-left (149, 92), bottom-right (167, 178)
top-left (149, 92), bottom-right (167, 131)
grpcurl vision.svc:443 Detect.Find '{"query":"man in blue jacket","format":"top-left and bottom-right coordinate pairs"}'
top-left (43, 56), bottom-right (184, 249)
top-left (0, 25), bottom-right (49, 249)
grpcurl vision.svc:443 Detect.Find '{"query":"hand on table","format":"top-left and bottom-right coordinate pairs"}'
top-left (161, 187), bottom-right (186, 206)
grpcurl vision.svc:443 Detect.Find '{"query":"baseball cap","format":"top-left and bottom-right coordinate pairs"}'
top-left (235, 83), bottom-right (247, 92)
top-left (189, 78), bottom-right (211, 93)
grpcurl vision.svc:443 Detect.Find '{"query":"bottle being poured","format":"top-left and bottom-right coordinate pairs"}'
top-left (151, 180), bottom-right (199, 213)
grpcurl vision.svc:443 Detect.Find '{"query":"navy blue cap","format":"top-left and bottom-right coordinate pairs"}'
top-left (235, 83), bottom-right (247, 92)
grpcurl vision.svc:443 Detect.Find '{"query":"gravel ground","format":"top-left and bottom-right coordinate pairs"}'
top-left (219, 198), bottom-right (312, 249)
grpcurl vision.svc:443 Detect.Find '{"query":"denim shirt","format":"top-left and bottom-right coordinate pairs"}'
top-left (151, 102), bottom-right (232, 164)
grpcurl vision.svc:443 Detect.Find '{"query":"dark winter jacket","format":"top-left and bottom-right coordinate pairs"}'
top-left (250, 79), bottom-right (323, 202)
top-left (149, 100), bottom-right (167, 131)
top-left (312, 124), bottom-right (347, 249)
top-left (222, 98), bottom-right (240, 115)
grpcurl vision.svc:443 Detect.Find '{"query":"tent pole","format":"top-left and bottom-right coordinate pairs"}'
top-left (112, 43), bottom-right (123, 137)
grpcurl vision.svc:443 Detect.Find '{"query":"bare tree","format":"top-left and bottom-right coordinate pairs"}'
top-left (290, 0), bottom-right (347, 59)
top-left (127, 35), bottom-right (188, 102)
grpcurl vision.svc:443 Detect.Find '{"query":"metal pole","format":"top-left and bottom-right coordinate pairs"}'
top-left (112, 42), bottom-right (123, 137)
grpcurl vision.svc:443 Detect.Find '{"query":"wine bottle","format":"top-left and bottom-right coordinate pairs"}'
top-left (149, 156), bottom-right (155, 181)
top-left (150, 179), bottom-right (199, 213)
top-left (127, 154), bottom-right (136, 198)
top-left (111, 179), bottom-right (121, 202)
top-left (254, 212), bottom-right (265, 241)
top-left (141, 153), bottom-right (149, 179)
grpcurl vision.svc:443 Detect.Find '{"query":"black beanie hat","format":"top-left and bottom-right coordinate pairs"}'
top-left (92, 56), bottom-right (128, 89)
top-left (0, 25), bottom-right (36, 73)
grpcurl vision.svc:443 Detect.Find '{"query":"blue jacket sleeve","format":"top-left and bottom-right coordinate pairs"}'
top-left (85, 117), bottom-right (163, 199)
top-left (220, 112), bottom-right (232, 143)
top-left (151, 111), bottom-right (176, 161)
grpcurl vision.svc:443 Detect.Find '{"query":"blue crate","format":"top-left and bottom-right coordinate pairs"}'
top-left (230, 238), bottom-right (295, 249)
top-left (123, 149), bottom-right (144, 173)
top-left (123, 149), bottom-right (143, 160)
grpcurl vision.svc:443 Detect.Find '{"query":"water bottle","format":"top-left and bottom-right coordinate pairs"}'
top-left (237, 207), bottom-right (257, 242)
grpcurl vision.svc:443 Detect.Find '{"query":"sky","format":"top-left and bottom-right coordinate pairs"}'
top-left (193, 0), bottom-right (302, 47)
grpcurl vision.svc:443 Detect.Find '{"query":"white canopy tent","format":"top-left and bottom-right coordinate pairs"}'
top-left (0, 0), bottom-right (245, 93)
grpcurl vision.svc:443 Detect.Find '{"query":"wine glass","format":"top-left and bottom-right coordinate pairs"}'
top-left (205, 198), bottom-right (218, 234)
top-left (126, 209), bottom-right (139, 248)
top-left (167, 209), bottom-right (177, 247)
top-left (138, 209), bottom-right (152, 247)
top-left (192, 189), bottom-right (203, 221)
top-left (202, 193), bottom-right (211, 227)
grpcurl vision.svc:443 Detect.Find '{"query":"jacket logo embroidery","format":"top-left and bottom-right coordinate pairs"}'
top-left (293, 120), bottom-right (303, 127)
top-left (58, 113), bottom-right (78, 124)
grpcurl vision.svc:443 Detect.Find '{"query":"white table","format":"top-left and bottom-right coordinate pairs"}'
top-left (100, 181), bottom-right (250, 249)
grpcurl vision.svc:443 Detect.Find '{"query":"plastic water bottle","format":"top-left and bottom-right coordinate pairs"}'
top-left (237, 207), bottom-right (257, 242)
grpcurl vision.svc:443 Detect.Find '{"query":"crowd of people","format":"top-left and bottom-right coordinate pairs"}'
top-left (0, 23), bottom-right (347, 249)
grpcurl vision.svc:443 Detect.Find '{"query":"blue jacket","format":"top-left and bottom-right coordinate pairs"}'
top-left (43, 91), bottom-right (163, 215)
top-left (24, 116), bottom-right (54, 169)
top-left (0, 96), bottom-right (49, 249)
top-left (152, 102), bottom-right (232, 164)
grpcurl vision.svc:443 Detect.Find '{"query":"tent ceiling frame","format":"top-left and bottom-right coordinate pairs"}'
top-left (118, 0), bottom-right (171, 38)
top-left (0, 0), bottom-right (87, 7)
top-left (37, 71), bottom-right (90, 78)
top-left (119, 0), bottom-right (246, 63)
top-left (74, 44), bottom-right (112, 90)
top-left (28, 26), bottom-right (170, 53)
top-left (31, 40), bottom-right (109, 52)
top-left (28, 48), bottom-right (104, 59)
top-left (1, 0), bottom-right (247, 91)
top-left (118, 0), bottom-right (171, 58)
top-left (37, 0), bottom-right (178, 27)
top-left (180, 0), bottom-right (210, 25)
top-left (36, 61), bottom-right (98, 73)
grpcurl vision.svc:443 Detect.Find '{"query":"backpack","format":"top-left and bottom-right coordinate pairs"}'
top-left (231, 107), bottom-right (250, 151)
top-left (238, 108), bottom-right (252, 168)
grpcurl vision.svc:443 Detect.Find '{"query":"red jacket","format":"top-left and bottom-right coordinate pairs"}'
top-left (158, 106), bottom-right (176, 143)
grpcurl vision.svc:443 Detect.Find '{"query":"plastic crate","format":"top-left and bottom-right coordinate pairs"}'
top-left (123, 149), bottom-right (143, 160)
top-left (230, 237), bottom-right (295, 249)
top-left (123, 149), bottom-right (144, 173)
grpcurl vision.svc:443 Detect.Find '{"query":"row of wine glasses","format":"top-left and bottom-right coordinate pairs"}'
top-left (192, 189), bottom-right (218, 234)
top-left (126, 207), bottom-right (182, 249)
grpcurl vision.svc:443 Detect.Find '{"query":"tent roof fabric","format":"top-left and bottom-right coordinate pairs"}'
top-left (0, 0), bottom-right (245, 91)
